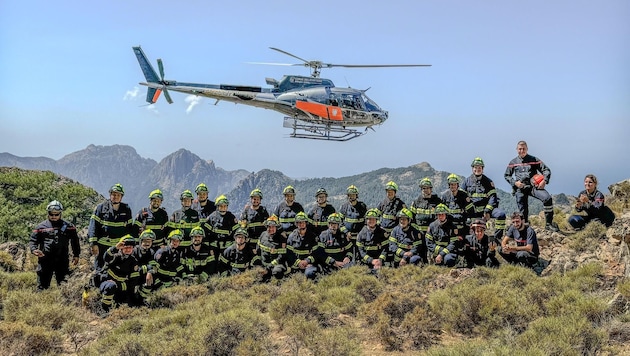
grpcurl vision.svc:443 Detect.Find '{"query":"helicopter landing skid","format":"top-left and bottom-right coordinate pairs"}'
top-left (283, 117), bottom-right (365, 141)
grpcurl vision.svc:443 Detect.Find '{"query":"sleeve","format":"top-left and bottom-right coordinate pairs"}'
top-left (87, 206), bottom-right (101, 245)
top-left (28, 225), bottom-right (41, 253)
top-left (504, 159), bottom-right (516, 187)
top-left (69, 224), bottom-right (81, 257)
top-left (538, 157), bottom-right (551, 183)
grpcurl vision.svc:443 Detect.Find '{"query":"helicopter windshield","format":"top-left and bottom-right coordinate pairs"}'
top-left (361, 92), bottom-right (381, 112)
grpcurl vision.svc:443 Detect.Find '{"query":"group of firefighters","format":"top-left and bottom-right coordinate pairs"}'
top-left (27, 141), bottom-right (616, 314)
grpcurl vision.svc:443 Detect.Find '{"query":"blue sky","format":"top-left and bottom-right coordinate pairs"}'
top-left (1, 0), bottom-right (628, 195)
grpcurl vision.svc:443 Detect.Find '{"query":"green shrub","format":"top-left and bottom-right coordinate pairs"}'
top-left (566, 222), bottom-right (606, 252)
top-left (0, 321), bottom-right (62, 356)
top-left (544, 289), bottom-right (608, 324)
top-left (269, 274), bottom-right (322, 328)
top-left (517, 315), bottom-right (607, 355)
top-left (0, 251), bottom-right (18, 272)
top-left (145, 284), bottom-right (208, 308)
top-left (203, 307), bottom-right (271, 356)
top-left (428, 277), bottom-right (537, 336)
top-left (3, 289), bottom-right (82, 330)
top-left (616, 279), bottom-right (630, 298)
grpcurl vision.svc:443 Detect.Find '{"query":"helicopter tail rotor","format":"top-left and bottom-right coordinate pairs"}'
top-left (156, 58), bottom-right (174, 104)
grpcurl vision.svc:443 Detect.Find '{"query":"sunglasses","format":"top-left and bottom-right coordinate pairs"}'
top-left (48, 212), bottom-right (61, 217)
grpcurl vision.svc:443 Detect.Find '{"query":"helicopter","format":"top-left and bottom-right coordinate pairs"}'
top-left (132, 46), bottom-right (430, 141)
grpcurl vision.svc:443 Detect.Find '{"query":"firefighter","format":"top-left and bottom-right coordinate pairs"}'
top-left (461, 219), bottom-right (500, 268)
top-left (461, 157), bottom-right (507, 243)
top-left (500, 212), bottom-right (540, 268)
top-left (338, 185), bottom-right (367, 258)
top-left (192, 183), bottom-right (216, 220)
top-left (165, 190), bottom-right (201, 249)
top-left (219, 228), bottom-right (256, 276)
top-left (388, 208), bottom-right (426, 267)
top-left (426, 204), bottom-right (460, 267)
top-left (29, 200), bottom-right (80, 290)
top-left (153, 229), bottom-right (186, 290)
top-left (183, 226), bottom-right (215, 281)
top-left (131, 229), bottom-right (158, 304)
top-left (440, 174), bottom-right (474, 238)
top-left (568, 174), bottom-right (615, 230)
top-left (318, 213), bottom-right (353, 275)
top-left (205, 195), bottom-right (239, 266)
top-left (133, 189), bottom-right (169, 248)
top-left (308, 188), bottom-right (336, 235)
top-left (411, 178), bottom-right (443, 235)
top-left (356, 208), bottom-right (388, 271)
top-left (240, 188), bottom-right (270, 254)
top-left (376, 181), bottom-right (406, 236)
top-left (285, 212), bottom-right (320, 279)
top-left (258, 215), bottom-right (287, 281)
top-left (274, 185), bottom-right (305, 238)
top-left (504, 141), bottom-right (559, 232)
top-left (97, 235), bottom-right (138, 314)
top-left (88, 183), bottom-right (134, 271)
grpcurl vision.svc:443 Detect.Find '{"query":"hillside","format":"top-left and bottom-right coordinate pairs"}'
top-left (0, 167), bottom-right (102, 243)
top-left (1, 145), bottom-right (571, 217)
top-left (0, 170), bottom-right (629, 355)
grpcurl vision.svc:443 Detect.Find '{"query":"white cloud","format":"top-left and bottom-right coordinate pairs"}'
top-left (123, 87), bottom-right (140, 101)
top-left (145, 104), bottom-right (159, 115)
top-left (185, 95), bottom-right (202, 114)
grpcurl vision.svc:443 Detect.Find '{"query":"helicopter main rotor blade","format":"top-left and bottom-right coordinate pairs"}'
top-left (269, 47), bottom-right (311, 64)
top-left (246, 61), bottom-right (301, 66)
top-left (324, 64), bottom-right (432, 68)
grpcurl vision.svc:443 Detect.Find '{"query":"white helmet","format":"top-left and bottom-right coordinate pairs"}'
top-left (47, 200), bottom-right (63, 212)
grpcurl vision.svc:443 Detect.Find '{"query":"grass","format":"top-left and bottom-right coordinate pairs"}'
top-left (0, 255), bottom-right (627, 355)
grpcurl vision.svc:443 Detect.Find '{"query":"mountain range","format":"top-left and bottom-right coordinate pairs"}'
top-left (0, 144), bottom-right (564, 216)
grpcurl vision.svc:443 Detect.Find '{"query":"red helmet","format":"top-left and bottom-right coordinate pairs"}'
top-left (531, 174), bottom-right (545, 186)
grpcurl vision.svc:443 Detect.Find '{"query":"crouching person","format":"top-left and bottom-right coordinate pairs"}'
top-left (219, 228), bottom-right (255, 276)
top-left (184, 226), bottom-right (215, 282)
top-left (356, 209), bottom-right (388, 272)
top-left (153, 229), bottom-right (186, 290)
top-left (285, 212), bottom-right (320, 280)
top-left (131, 229), bottom-right (159, 304)
top-left (389, 208), bottom-right (427, 267)
top-left (426, 204), bottom-right (460, 267)
top-left (499, 212), bottom-right (540, 269)
top-left (258, 215), bottom-right (288, 282)
top-left (97, 235), bottom-right (138, 314)
top-left (461, 219), bottom-right (500, 268)
top-left (318, 213), bottom-right (353, 275)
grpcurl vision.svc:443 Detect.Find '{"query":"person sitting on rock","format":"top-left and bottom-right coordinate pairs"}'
top-left (568, 174), bottom-right (615, 230)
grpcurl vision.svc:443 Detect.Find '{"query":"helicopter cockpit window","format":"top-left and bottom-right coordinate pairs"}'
top-left (361, 93), bottom-right (381, 112)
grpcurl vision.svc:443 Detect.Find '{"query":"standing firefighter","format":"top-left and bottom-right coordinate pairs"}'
top-left (29, 200), bottom-right (80, 290)
top-left (240, 188), bottom-right (270, 254)
top-left (88, 183), bottom-right (134, 271)
top-left (338, 185), bottom-right (367, 258)
top-left (192, 183), bottom-right (216, 220)
top-left (308, 188), bottom-right (336, 235)
top-left (411, 178), bottom-right (443, 235)
top-left (461, 157), bottom-right (507, 243)
top-left (377, 181), bottom-right (406, 236)
top-left (440, 174), bottom-right (474, 238)
top-left (274, 185), bottom-right (305, 237)
top-left (133, 189), bottom-right (169, 248)
top-left (165, 190), bottom-right (201, 248)
top-left (504, 141), bottom-right (559, 232)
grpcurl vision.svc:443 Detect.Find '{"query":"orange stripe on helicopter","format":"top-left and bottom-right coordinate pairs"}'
top-left (152, 89), bottom-right (162, 103)
top-left (295, 101), bottom-right (343, 121)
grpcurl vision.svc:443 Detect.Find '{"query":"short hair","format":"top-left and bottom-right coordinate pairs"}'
top-left (516, 140), bottom-right (528, 147)
top-left (511, 211), bottom-right (524, 220)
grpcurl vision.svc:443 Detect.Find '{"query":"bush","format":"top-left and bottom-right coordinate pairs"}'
top-left (566, 222), bottom-right (606, 253)
top-left (3, 289), bottom-right (82, 330)
top-left (517, 315), bottom-right (607, 355)
top-left (269, 274), bottom-right (322, 329)
top-left (0, 251), bottom-right (18, 272)
top-left (0, 321), bottom-right (62, 356)
top-left (544, 289), bottom-right (608, 324)
top-left (616, 279), bottom-right (630, 298)
top-left (145, 284), bottom-right (208, 309)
